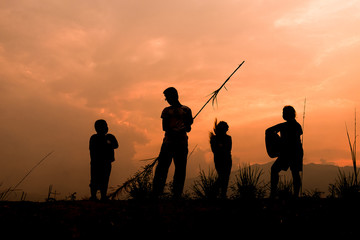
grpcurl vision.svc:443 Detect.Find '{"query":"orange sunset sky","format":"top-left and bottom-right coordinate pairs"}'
top-left (1, 0), bottom-right (360, 199)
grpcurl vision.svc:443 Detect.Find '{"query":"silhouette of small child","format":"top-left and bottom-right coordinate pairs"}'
top-left (89, 119), bottom-right (118, 201)
top-left (266, 106), bottom-right (303, 197)
top-left (210, 119), bottom-right (232, 199)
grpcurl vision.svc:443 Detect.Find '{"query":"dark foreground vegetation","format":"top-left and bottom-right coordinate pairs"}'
top-left (1, 198), bottom-right (359, 239)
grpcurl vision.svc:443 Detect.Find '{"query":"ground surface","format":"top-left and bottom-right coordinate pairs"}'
top-left (1, 198), bottom-right (359, 238)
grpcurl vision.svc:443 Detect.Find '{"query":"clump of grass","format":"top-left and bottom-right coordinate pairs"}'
top-left (109, 157), bottom-right (157, 200)
top-left (302, 189), bottom-right (324, 199)
top-left (0, 184), bottom-right (12, 201)
top-left (277, 175), bottom-right (294, 198)
top-left (191, 168), bottom-right (219, 200)
top-left (328, 169), bottom-right (360, 198)
top-left (230, 164), bottom-right (266, 199)
top-left (64, 192), bottom-right (77, 201)
top-left (346, 117), bottom-right (357, 184)
top-left (126, 169), bottom-right (153, 200)
top-left (329, 110), bottom-right (360, 198)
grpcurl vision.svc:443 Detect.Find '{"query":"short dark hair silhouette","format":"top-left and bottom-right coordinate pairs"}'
top-left (282, 105), bottom-right (296, 121)
top-left (163, 87), bottom-right (179, 99)
top-left (94, 119), bottom-right (108, 135)
top-left (214, 121), bottom-right (229, 135)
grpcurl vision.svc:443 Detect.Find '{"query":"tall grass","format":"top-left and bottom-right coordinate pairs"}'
top-left (345, 110), bottom-right (357, 184)
top-left (0, 184), bottom-right (12, 201)
top-left (1, 151), bottom-right (54, 201)
top-left (277, 175), bottom-right (294, 198)
top-left (329, 169), bottom-right (360, 198)
top-left (191, 168), bottom-right (219, 200)
top-left (109, 157), bottom-right (157, 200)
top-left (329, 110), bottom-right (360, 198)
top-left (231, 164), bottom-right (266, 199)
top-left (126, 169), bottom-right (153, 200)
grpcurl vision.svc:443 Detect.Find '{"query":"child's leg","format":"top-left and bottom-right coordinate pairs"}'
top-left (90, 188), bottom-right (97, 200)
top-left (100, 164), bottom-right (112, 200)
top-left (173, 147), bottom-right (188, 198)
top-left (270, 159), bottom-right (282, 197)
top-left (291, 170), bottom-right (301, 197)
top-left (90, 163), bottom-right (99, 200)
top-left (152, 144), bottom-right (173, 197)
top-left (221, 165), bottom-right (232, 198)
top-left (216, 162), bottom-right (231, 199)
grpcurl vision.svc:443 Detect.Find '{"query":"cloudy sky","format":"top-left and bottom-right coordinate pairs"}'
top-left (1, 0), bottom-right (360, 200)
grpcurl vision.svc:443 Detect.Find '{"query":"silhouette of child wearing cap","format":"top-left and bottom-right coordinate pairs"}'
top-left (266, 106), bottom-right (303, 197)
top-left (210, 119), bottom-right (232, 199)
top-left (89, 119), bottom-right (118, 200)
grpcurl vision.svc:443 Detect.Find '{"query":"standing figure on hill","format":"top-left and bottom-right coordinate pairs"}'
top-left (266, 106), bottom-right (303, 197)
top-left (89, 119), bottom-right (118, 201)
top-left (210, 119), bottom-right (232, 199)
top-left (152, 87), bottom-right (193, 199)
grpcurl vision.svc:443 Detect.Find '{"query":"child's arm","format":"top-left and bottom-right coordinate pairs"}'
top-left (89, 135), bottom-right (97, 160)
top-left (265, 123), bottom-right (283, 135)
top-left (229, 136), bottom-right (232, 152)
top-left (107, 134), bottom-right (119, 149)
top-left (185, 108), bottom-right (193, 132)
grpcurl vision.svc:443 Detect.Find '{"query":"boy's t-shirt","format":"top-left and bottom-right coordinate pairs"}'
top-left (89, 134), bottom-right (118, 163)
top-left (161, 105), bottom-right (193, 136)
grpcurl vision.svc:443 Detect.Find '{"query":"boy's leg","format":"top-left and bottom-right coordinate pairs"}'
top-left (215, 164), bottom-right (226, 198)
top-left (270, 159), bottom-right (282, 197)
top-left (291, 170), bottom-right (301, 197)
top-left (172, 147), bottom-right (188, 198)
top-left (100, 164), bottom-right (112, 201)
top-left (152, 143), bottom-right (173, 197)
top-left (90, 188), bottom-right (97, 200)
top-left (90, 163), bottom-right (98, 200)
top-left (221, 164), bottom-right (232, 199)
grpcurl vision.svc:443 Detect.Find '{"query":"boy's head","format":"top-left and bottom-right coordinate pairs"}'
top-left (282, 105), bottom-right (296, 121)
top-left (215, 121), bottom-right (229, 135)
top-left (163, 87), bottom-right (179, 106)
top-left (94, 119), bottom-right (108, 135)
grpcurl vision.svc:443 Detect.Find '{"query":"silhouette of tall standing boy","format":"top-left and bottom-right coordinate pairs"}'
top-left (152, 87), bottom-right (193, 198)
top-left (266, 106), bottom-right (303, 197)
top-left (89, 119), bottom-right (118, 201)
top-left (210, 119), bottom-right (232, 199)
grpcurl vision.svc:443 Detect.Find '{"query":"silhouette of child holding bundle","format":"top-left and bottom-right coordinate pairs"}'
top-left (266, 106), bottom-right (303, 197)
top-left (89, 119), bottom-right (118, 201)
top-left (210, 119), bottom-right (232, 199)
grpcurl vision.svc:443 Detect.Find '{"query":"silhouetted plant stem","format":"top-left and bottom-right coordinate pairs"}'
top-left (193, 61), bottom-right (245, 120)
top-left (345, 108), bottom-right (357, 184)
top-left (109, 157), bottom-right (158, 199)
top-left (2, 151), bottom-right (54, 200)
